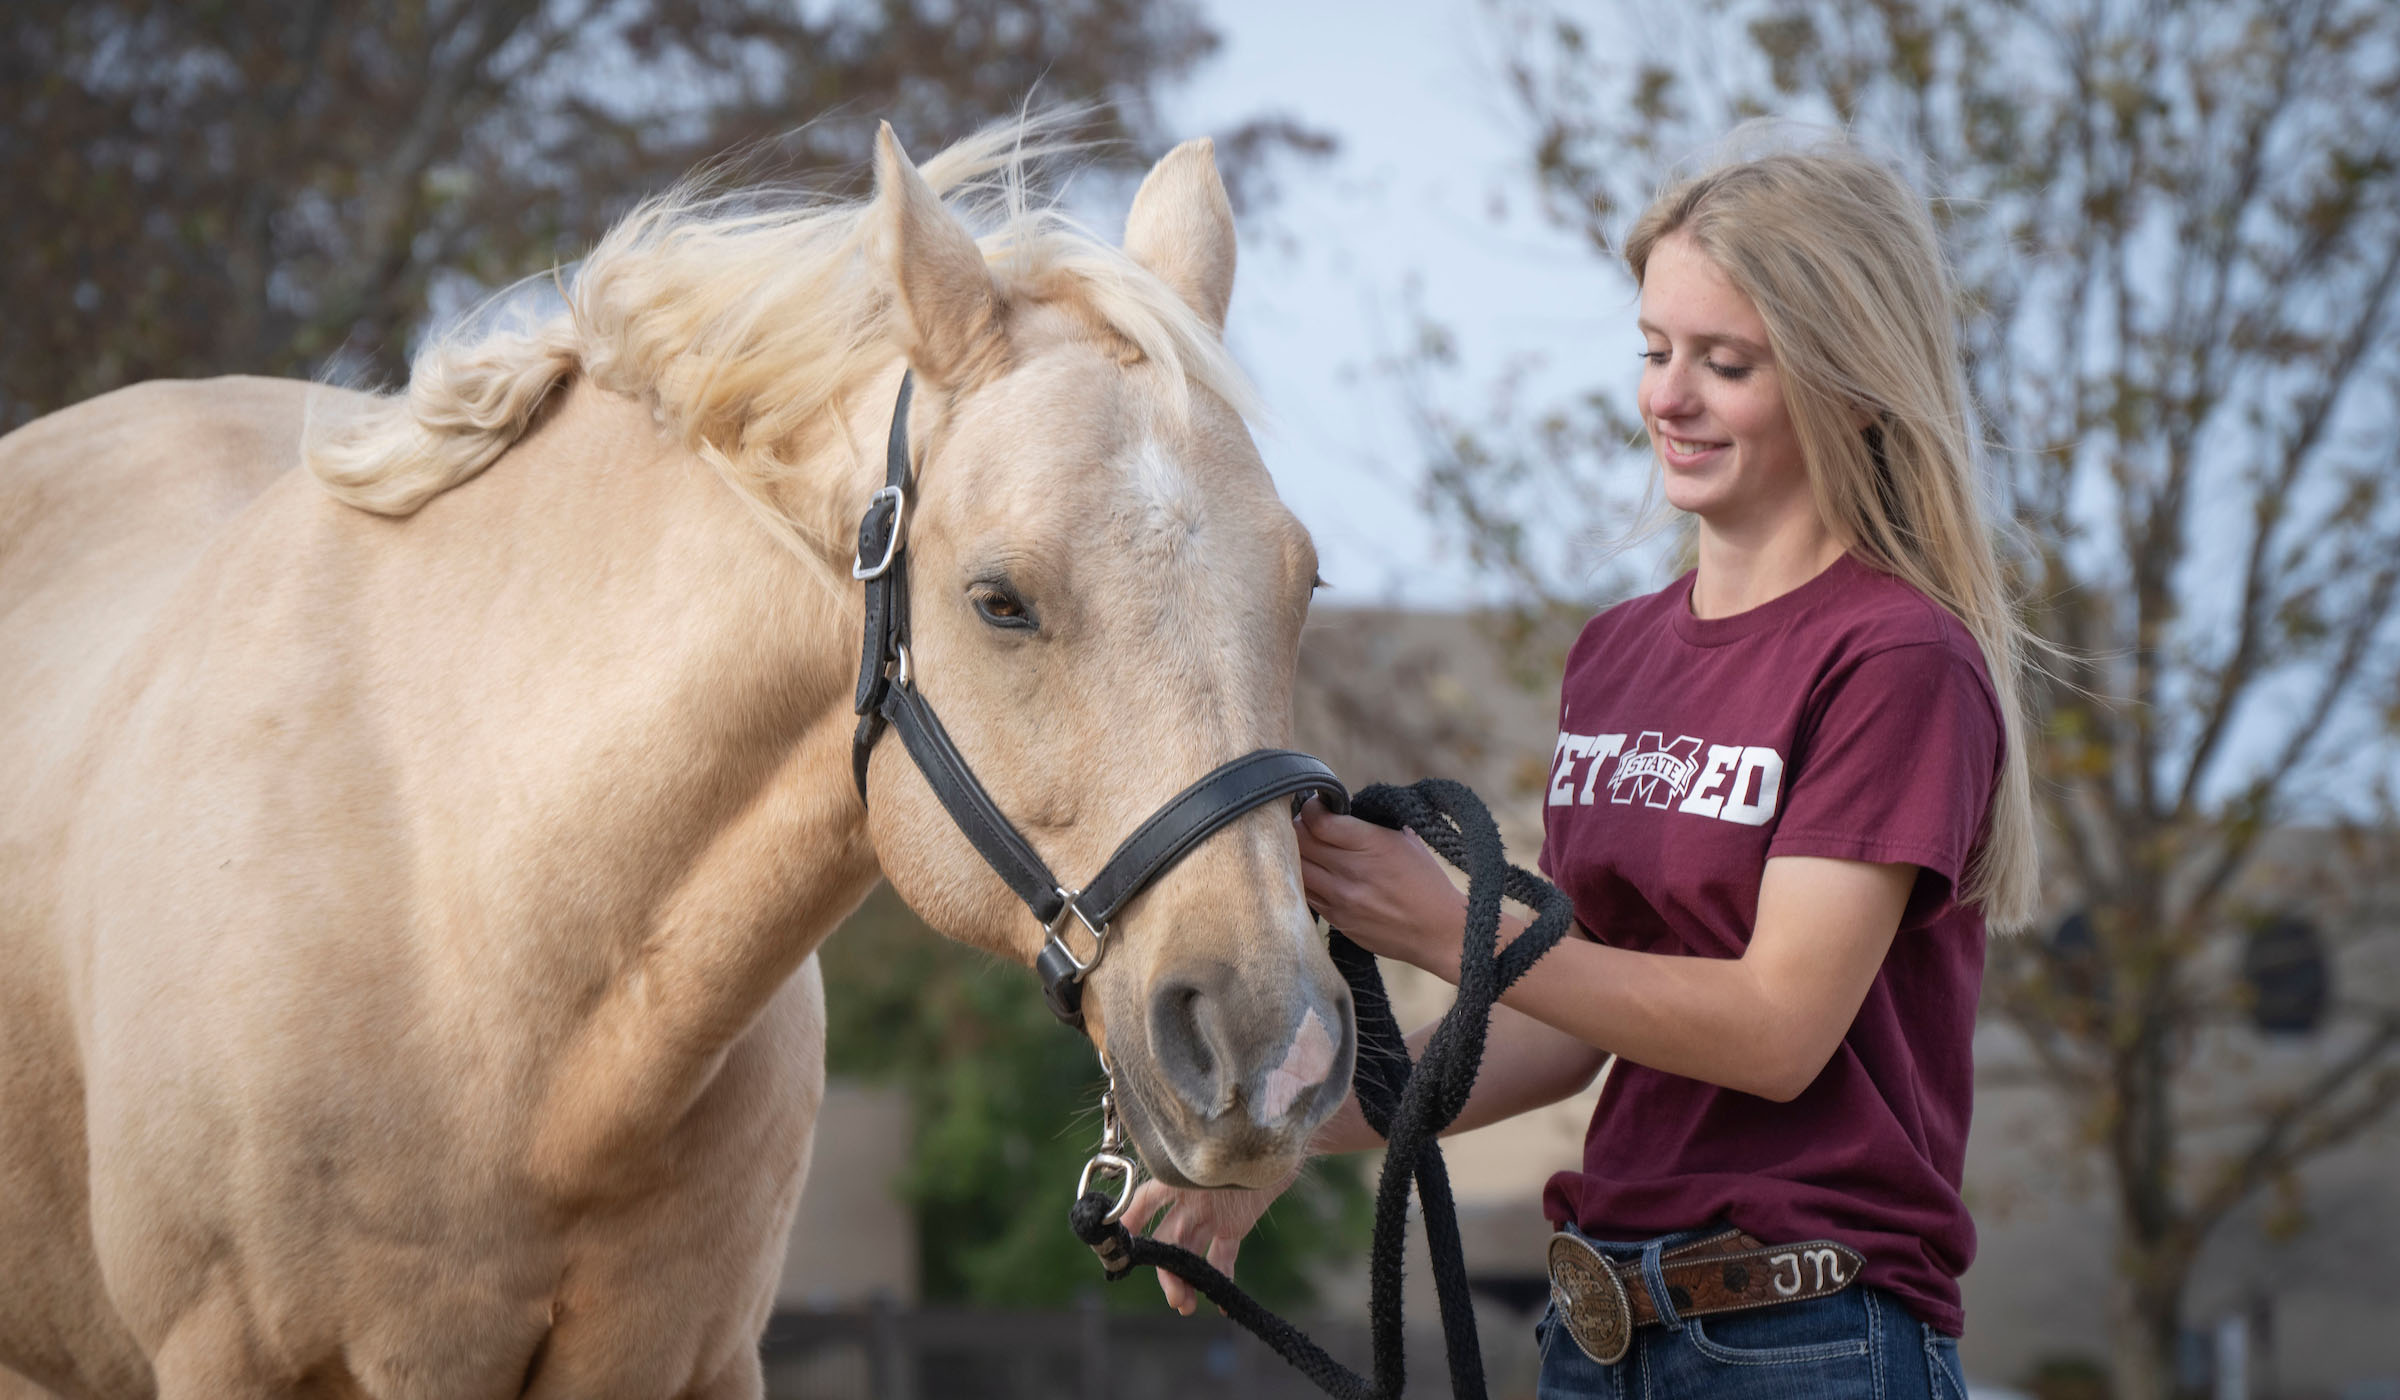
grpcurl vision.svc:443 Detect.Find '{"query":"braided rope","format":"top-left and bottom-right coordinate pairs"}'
top-left (1069, 778), bottom-right (1576, 1399)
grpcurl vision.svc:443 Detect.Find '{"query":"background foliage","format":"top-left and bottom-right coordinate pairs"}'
top-left (820, 887), bottom-right (1370, 1309)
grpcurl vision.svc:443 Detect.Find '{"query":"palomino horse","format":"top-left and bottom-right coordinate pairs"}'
top-left (0, 121), bottom-right (1357, 1399)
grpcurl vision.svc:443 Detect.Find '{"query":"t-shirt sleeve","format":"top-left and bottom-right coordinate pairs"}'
top-left (1766, 641), bottom-right (2001, 901)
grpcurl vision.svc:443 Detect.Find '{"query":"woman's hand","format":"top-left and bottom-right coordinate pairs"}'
top-left (1295, 798), bottom-right (1468, 975)
top-left (1121, 1170), bottom-right (1297, 1315)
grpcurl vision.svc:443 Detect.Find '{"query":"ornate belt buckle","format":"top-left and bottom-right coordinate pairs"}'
top-left (1548, 1231), bottom-right (1633, 1366)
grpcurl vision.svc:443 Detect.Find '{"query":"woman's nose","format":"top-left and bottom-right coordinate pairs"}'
top-left (1648, 365), bottom-right (1698, 420)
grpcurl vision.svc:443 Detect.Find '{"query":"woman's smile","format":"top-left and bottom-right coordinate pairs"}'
top-left (1659, 435), bottom-right (1730, 467)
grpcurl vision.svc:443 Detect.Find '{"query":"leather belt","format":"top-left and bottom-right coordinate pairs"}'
top-left (1546, 1226), bottom-right (1866, 1366)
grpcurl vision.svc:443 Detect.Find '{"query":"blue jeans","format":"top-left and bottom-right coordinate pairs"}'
top-left (1534, 1225), bottom-right (1968, 1400)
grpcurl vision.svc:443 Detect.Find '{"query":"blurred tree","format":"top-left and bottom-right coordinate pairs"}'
top-left (1415, 2), bottom-right (2400, 1395)
top-left (819, 886), bottom-right (1371, 1310)
top-left (0, 0), bottom-right (1315, 426)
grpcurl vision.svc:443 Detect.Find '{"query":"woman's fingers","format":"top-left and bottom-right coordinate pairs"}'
top-left (1207, 1230), bottom-right (1240, 1283)
top-left (1125, 1175), bottom-right (1303, 1318)
top-left (1205, 1230), bottom-right (1242, 1318)
top-left (1158, 1202), bottom-right (1200, 1314)
top-left (1118, 1181), bottom-right (1166, 1229)
top-left (1124, 1178), bottom-right (1173, 1230)
top-left (1128, 1180), bottom-right (1199, 1314)
top-left (1298, 798), bottom-right (1387, 851)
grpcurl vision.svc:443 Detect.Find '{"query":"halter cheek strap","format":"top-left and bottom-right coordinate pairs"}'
top-left (850, 372), bottom-right (916, 791)
top-left (848, 371), bottom-right (1349, 1027)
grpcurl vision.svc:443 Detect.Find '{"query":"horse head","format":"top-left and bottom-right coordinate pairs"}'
top-left (856, 126), bottom-right (1358, 1190)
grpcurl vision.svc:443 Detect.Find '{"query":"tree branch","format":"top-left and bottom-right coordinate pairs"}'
top-left (2178, 550), bottom-right (2400, 929)
top-left (321, 0), bottom-right (551, 354)
top-left (2171, 231), bottom-right (2400, 816)
top-left (2190, 1011), bottom-right (2400, 1237)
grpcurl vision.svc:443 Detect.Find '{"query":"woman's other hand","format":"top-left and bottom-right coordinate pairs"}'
top-left (1121, 1171), bottom-right (1296, 1315)
top-left (1295, 798), bottom-right (1468, 975)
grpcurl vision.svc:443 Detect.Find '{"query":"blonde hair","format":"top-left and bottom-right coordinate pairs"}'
top-left (305, 113), bottom-right (1255, 567)
top-left (1625, 140), bottom-right (2041, 931)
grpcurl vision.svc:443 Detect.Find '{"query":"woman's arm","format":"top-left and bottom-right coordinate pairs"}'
top-left (1126, 804), bottom-right (1911, 1315)
top-left (1295, 801), bottom-right (1915, 1102)
top-left (1306, 1001), bottom-right (1608, 1154)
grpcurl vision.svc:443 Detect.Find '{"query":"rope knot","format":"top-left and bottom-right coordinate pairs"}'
top-left (1070, 1191), bottom-right (1137, 1279)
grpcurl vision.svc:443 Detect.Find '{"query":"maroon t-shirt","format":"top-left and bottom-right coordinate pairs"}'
top-left (1537, 552), bottom-right (2000, 1336)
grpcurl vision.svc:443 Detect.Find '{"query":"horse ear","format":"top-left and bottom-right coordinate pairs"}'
top-left (1123, 138), bottom-right (1236, 333)
top-left (874, 122), bottom-right (1004, 386)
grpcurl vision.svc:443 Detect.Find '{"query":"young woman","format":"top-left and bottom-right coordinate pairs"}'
top-left (1125, 140), bottom-right (2040, 1399)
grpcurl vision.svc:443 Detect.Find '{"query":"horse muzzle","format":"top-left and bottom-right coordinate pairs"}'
top-left (1106, 974), bottom-right (1357, 1189)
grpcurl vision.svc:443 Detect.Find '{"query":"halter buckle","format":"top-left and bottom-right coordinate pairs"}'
top-left (1042, 886), bottom-right (1110, 976)
top-left (851, 485), bottom-right (908, 580)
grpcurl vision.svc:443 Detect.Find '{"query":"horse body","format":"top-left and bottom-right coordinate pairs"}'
top-left (0, 125), bottom-right (1356, 1399)
top-left (4, 374), bottom-right (866, 1397)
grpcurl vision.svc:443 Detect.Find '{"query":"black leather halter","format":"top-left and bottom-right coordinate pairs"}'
top-left (850, 372), bottom-right (1350, 1028)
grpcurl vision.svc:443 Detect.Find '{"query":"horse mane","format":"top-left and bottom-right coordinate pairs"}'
top-left (304, 114), bottom-right (1260, 547)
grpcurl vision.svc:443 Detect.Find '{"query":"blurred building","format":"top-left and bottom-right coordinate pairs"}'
top-left (777, 1080), bottom-right (917, 1309)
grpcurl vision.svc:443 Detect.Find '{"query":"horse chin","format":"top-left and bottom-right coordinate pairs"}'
top-left (1106, 1043), bottom-right (1311, 1193)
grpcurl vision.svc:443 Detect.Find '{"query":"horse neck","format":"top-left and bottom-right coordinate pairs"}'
top-left (361, 375), bottom-right (881, 1170)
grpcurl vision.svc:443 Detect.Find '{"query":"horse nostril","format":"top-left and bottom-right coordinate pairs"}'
top-left (1148, 979), bottom-right (1227, 1116)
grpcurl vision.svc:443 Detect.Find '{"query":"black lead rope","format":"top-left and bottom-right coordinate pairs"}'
top-left (1069, 777), bottom-right (1578, 1400)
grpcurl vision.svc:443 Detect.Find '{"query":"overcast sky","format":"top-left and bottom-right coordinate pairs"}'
top-left (1159, 0), bottom-right (1639, 607)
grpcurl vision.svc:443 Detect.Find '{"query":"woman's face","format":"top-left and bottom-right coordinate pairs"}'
top-left (1636, 233), bottom-right (1811, 534)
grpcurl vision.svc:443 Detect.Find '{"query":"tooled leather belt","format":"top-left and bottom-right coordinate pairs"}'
top-left (1546, 1225), bottom-right (1867, 1366)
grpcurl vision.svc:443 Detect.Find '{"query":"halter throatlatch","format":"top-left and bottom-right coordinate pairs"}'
top-left (849, 371), bottom-right (1350, 1028)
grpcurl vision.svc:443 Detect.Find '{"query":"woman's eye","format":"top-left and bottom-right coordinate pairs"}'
top-left (1706, 360), bottom-right (1753, 381)
top-left (972, 588), bottom-right (1037, 630)
top-left (1638, 349), bottom-right (1667, 365)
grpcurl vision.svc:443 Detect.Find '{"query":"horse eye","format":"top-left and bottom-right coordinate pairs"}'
top-left (972, 585), bottom-right (1038, 630)
top-left (1310, 573), bottom-right (1328, 592)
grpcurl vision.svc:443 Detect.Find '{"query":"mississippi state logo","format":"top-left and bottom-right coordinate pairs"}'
top-left (1608, 731), bottom-right (1703, 809)
top-left (1548, 728), bottom-right (1786, 827)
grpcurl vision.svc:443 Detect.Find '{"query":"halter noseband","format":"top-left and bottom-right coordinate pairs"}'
top-left (850, 371), bottom-right (1350, 1028)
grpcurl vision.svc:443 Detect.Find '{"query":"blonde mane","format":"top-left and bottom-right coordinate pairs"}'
top-left (305, 116), bottom-right (1259, 566)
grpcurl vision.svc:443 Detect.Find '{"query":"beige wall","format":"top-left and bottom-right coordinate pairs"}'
top-left (1962, 1024), bottom-right (2400, 1391)
top-left (778, 1078), bottom-right (917, 1309)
